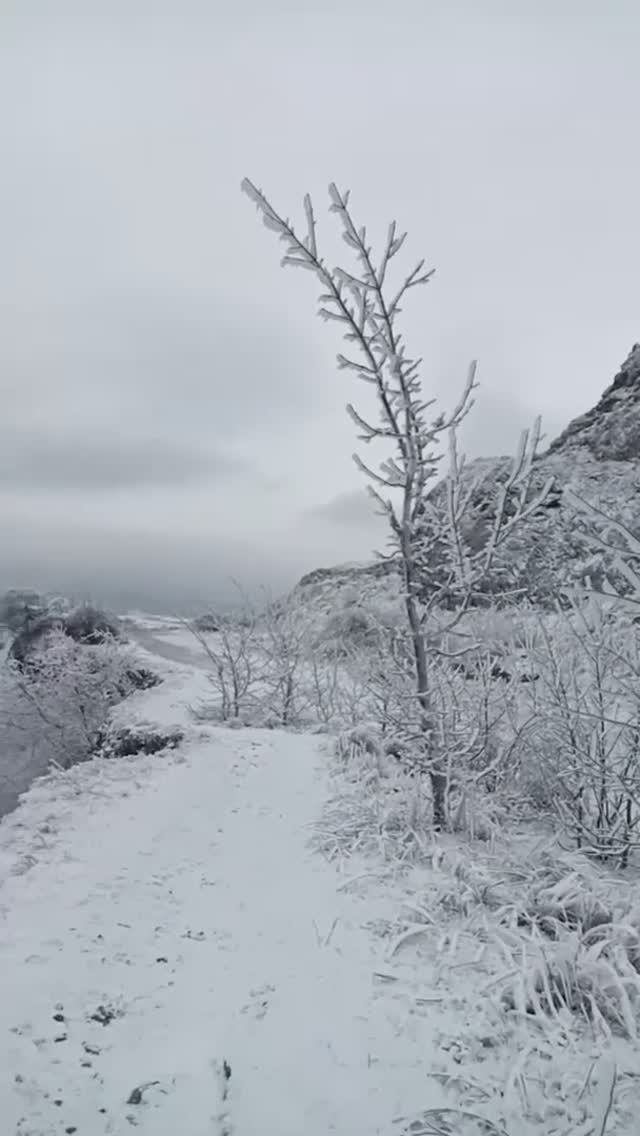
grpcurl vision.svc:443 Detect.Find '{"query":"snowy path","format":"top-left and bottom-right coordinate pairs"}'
top-left (128, 627), bottom-right (210, 669)
top-left (0, 728), bottom-right (450, 1136)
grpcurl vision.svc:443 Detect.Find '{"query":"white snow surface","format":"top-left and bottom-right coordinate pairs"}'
top-left (1, 657), bottom-right (637, 1134)
top-left (1, 658), bottom-right (450, 1136)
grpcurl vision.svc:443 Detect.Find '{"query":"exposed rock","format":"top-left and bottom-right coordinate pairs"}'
top-left (298, 558), bottom-right (398, 591)
top-left (546, 343), bottom-right (640, 461)
top-left (453, 345), bottom-right (640, 602)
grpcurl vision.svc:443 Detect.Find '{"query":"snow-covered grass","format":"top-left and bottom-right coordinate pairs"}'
top-left (323, 729), bottom-right (640, 1034)
top-left (315, 749), bottom-right (640, 1132)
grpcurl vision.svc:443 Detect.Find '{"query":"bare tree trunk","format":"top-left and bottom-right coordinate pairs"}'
top-left (403, 560), bottom-right (446, 828)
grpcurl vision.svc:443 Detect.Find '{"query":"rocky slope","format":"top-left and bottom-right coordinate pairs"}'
top-left (547, 343), bottom-right (640, 461)
top-left (296, 344), bottom-right (640, 612)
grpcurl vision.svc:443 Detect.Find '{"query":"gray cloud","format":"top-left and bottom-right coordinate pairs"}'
top-left (305, 489), bottom-right (384, 530)
top-left (0, 516), bottom-right (312, 616)
top-left (0, 427), bottom-right (249, 491)
top-left (456, 386), bottom-right (568, 459)
top-left (3, 296), bottom-right (323, 442)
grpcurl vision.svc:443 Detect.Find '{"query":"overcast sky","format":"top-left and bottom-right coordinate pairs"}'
top-left (1, 0), bottom-right (638, 613)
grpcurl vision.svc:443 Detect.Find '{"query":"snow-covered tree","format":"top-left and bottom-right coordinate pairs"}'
top-left (243, 179), bottom-right (550, 827)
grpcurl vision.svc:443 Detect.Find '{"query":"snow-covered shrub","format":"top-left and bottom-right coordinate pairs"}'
top-left (121, 664), bottom-right (161, 693)
top-left (518, 596), bottom-right (640, 864)
top-left (64, 603), bottom-right (121, 644)
top-left (95, 724), bottom-right (183, 759)
top-left (9, 602), bottom-right (121, 670)
top-left (304, 649), bottom-right (342, 726)
top-left (9, 613), bottom-right (63, 669)
top-left (0, 588), bottom-right (46, 634)
top-left (258, 596), bottom-right (310, 726)
top-left (336, 724), bottom-right (382, 763)
top-left (447, 783), bottom-right (508, 844)
top-left (0, 630), bottom-right (143, 775)
top-left (321, 601), bottom-right (377, 655)
top-left (190, 596), bottom-right (314, 728)
top-left (300, 601), bottom-right (524, 847)
top-left (331, 652), bottom-right (373, 729)
top-left (339, 618), bottom-right (523, 825)
top-left (192, 612), bottom-right (220, 632)
top-left (191, 613), bottom-right (261, 722)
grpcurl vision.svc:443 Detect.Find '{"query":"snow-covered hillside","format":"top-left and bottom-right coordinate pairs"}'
top-left (2, 651), bottom-right (639, 1135)
top-left (290, 345), bottom-right (640, 613)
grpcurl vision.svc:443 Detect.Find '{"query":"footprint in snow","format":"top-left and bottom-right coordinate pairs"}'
top-left (241, 984), bottom-right (275, 1020)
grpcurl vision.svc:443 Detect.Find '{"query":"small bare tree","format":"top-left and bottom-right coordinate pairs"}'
top-left (259, 593), bottom-right (311, 726)
top-left (243, 179), bottom-right (550, 827)
top-left (305, 647), bottom-right (342, 726)
top-left (190, 610), bottom-right (259, 721)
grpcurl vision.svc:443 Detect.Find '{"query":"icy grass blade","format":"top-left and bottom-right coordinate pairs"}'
top-left (590, 1058), bottom-right (617, 1136)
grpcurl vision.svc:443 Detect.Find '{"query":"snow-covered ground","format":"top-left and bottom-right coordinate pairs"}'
top-left (1, 653), bottom-right (638, 1134)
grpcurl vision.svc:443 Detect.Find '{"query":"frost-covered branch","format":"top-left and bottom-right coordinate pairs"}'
top-left (565, 490), bottom-right (640, 608)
